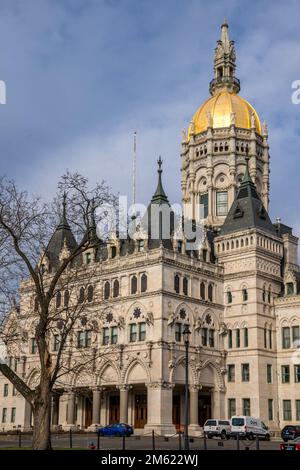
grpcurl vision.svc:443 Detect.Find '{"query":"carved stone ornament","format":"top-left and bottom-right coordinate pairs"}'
top-left (219, 322), bottom-right (228, 336)
top-left (167, 311), bottom-right (176, 327)
top-left (117, 316), bottom-right (125, 329)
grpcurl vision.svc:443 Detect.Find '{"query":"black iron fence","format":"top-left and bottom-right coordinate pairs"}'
top-left (0, 429), bottom-right (279, 450)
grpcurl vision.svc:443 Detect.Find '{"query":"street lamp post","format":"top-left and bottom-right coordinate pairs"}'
top-left (183, 324), bottom-right (191, 451)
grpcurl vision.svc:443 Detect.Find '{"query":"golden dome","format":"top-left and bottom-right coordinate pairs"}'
top-left (188, 91), bottom-right (262, 137)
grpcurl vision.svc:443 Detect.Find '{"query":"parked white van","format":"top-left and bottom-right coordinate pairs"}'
top-left (203, 419), bottom-right (231, 439)
top-left (230, 416), bottom-right (270, 440)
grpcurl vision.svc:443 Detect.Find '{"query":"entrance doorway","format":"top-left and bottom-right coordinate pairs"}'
top-left (172, 394), bottom-right (181, 431)
top-left (134, 394), bottom-right (147, 428)
top-left (198, 393), bottom-right (211, 426)
top-left (109, 395), bottom-right (120, 423)
top-left (84, 396), bottom-right (92, 428)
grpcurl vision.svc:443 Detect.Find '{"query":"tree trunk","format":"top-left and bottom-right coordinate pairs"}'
top-left (32, 382), bottom-right (52, 450)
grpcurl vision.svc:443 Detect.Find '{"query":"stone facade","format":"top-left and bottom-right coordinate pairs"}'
top-left (0, 22), bottom-right (300, 436)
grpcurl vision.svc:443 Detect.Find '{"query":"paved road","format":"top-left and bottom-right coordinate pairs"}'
top-left (0, 433), bottom-right (281, 450)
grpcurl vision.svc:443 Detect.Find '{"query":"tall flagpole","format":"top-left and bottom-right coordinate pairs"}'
top-left (132, 131), bottom-right (137, 208)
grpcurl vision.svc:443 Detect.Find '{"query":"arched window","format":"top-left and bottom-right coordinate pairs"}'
top-left (242, 288), bottom-right (248, 302)
top-left (131, 275), bottom-right (137, 295)
top-left (64, 290), bottom-right (69, 308)
top-left (79, 287), bottom-right (85, 304)
top-left (113, 279), bottom-right (119, 298)
top-left (236, 329), bottom-right (240, 348)
top-left (227, 291), bottom-right (232, 304)
top-left (141, 274), bottom-right (147, 293)
top-left (87, 285), bottom-right (93, 303)
top-left (56, 292), bottom-right (61, 309)
top-left (183, 277), bottom-right (188, 296)
top-left (268, 288), bottom-right (271, 303)
top-left (244, 328), bottom-right (249, 347)
top-left (208, 284), bottom-right (213, 302)
top-left (200, 282), bottom-right (206, 300)
top-left (104, 281), bottom-right (110, 300)
top-left (262, 287), bottom-right (266, 303)
top-left (174, 275), bottom-right (180, 294)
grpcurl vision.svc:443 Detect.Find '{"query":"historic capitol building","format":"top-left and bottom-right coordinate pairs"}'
top-left (1, 22), bottom-right (300, 435)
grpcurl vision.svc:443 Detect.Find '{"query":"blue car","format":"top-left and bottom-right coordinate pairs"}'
top-left (97, 423), bottom-right (134, 437)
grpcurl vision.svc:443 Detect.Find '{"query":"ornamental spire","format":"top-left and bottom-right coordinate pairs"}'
top-left (151, 156), bottom-right (169, 204)
top-left (209, 21), bottom-right (240, 96)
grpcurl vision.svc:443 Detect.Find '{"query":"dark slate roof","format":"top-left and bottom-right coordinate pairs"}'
top-left (45, 196), bottom-right (78, 270)
top-left (274, 222), bottom-right (293, 237)
top-left (220, 159), bottom-right (277, 236)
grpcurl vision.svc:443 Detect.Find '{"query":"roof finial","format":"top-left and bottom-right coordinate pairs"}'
top-left (151, 156), bottom-right (168, 204)
top-left (157, 155), bottom-right (163, 174)
top-left (58, 191), bottom-right (69, 229)
top-left (222, 16), bottom-right (228, 27)
top-left (242, 147), bottom-right (253, 184)
top-left (62, 192), bottom-right (67, 221)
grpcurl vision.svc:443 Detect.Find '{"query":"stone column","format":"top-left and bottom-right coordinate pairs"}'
top-left (188, 386), bottom-right (201, 436)
top-left (213, 387), bottom-right (225, 419)
top-left (52, 394), bottom-right (60, 427)
top-left (144, 381), bottom-right (176, 436)
top-left (23, 399), bottom-right (32, 432)
top-left (119, 385), bottom-right (129, 424)
top-left (66, 391), bottom-right (76, 428)
top-left (92, 388), bottom-right (101, 426)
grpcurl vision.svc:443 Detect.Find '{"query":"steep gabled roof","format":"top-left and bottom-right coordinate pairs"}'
top-left (220, 158), bottom-right (276, 236)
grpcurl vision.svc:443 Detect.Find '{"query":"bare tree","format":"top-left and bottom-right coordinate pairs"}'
top-left (0, 172), bottom-right (117, 449)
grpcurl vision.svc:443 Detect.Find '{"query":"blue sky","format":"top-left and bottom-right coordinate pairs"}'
top-left (0, 0), bottom-right (300, 234)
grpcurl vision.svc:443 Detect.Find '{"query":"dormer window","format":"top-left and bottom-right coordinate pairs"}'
top-left (111, 246), bottom-right (117, 258)
top-left (86, 252), bottom-right (91, 265)
top-left (286, 283), bottom-right (294, 296)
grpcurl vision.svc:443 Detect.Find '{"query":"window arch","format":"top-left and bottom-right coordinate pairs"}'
top-left (104, 281), bottom-right (110, 300)
top-left (113, 279), bottom-right (120, 298)
top-left (208, 284), bottom-right (213, 302)
top-left (64, 290), bottom-right (69, 308)
top-left (174, 274), bottom-right (180, 294)
top-left (242, 288), bottom-right (248, 302)
top-left (227, 290), bottom-right (232, 304)
top-left (183, 277), bottom-right (188, 296)
top-left (79, 287), bottom-right (85, 304)
top-left (200, 282), bottom-right (206, 300)
top-left (141, 273), bottom-right (147, 293)
top-left (131, 275), bottom-right (138, 295)
top-left (262, 286), bottom-right (266, 303)
top-left (87, 285), bottom-right (93, 303)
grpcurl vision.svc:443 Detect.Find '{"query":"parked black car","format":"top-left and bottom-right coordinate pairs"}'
top-left (281, 425), bottom-right (300, 442)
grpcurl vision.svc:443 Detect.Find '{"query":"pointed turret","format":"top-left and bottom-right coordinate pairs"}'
top-left (209, 20), bottom-right (240, 95)
top-left (45, 193), bottom-right (78, 270)
top-left (220, 157), bottom-right (276, 236)
top-left (151, 156), bottom-right (169, 205)
top-left (142, 158), bottom-right (174, 249)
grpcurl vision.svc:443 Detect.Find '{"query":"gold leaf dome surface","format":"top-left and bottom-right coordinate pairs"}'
top-left (189, 91), bottom-right (261, 136)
